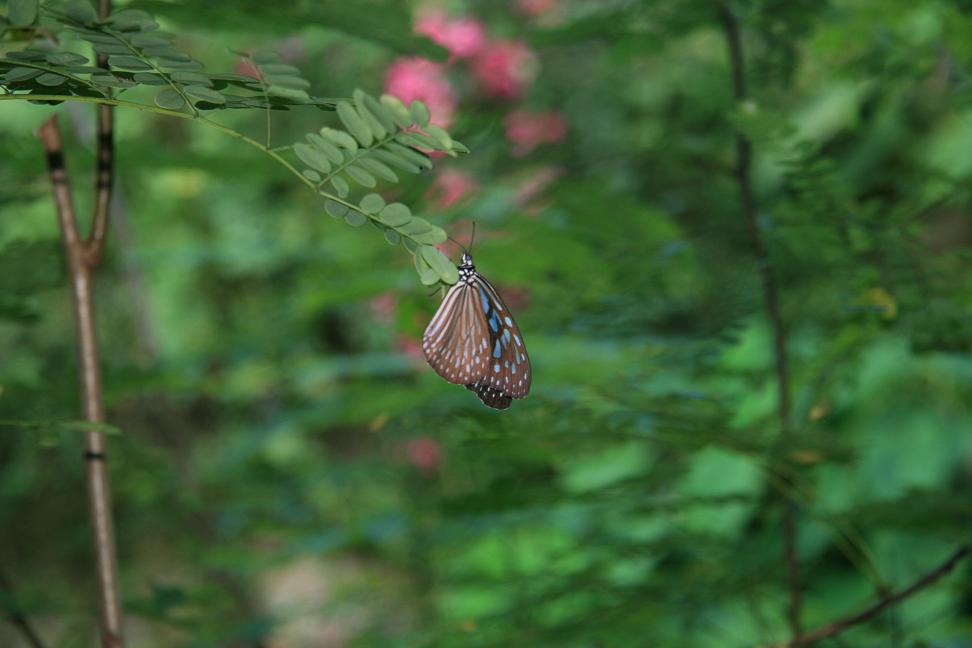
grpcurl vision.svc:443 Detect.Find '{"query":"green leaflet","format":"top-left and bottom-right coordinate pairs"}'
top-left (358, 157), bottom-right (398, 183)
top-left (420, 245), bottom-right (459, 284)
top-left (154, 88), bottom-right (186, 109)
top-left (414, 252), bottom-right (441, 285)
top-left (345, 164), bottom-right (376, 188)
top-left (410, 99), bottom-right (430, 127)
top-left (380, 94), bottom-right (414, 128)
top-left (183, 84), bottom-right (226, 105)
top-left (345, 211), bottom-right (367, 227)
top-left (359, 194), bottom-right (386, 214)
top-left (323, 199), bottom-right (349, 218)
top-left (294, 143), bottom-right (332, 174)
top-left (337, 101), bottom-right (373, 146)
top-left (8, 0), bottom-right (38, 27)
top-left (330, 175), bottom-right (350, 198)
top-left (377, 203), bottom-right (411, 227)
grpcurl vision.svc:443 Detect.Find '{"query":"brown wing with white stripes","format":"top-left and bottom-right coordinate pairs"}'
top-left (422, 282), bottom-right (490, 386)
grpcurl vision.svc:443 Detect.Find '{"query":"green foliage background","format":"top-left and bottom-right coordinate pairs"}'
top-left (1, 0), bottom-right (971, 646)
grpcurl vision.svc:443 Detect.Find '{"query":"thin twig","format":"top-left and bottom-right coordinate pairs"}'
top-left (86, 102), bottom-right (113, 266)
top-left (86, 0), bottom-right (114, 266)
top-left (718, 1), bottom-right (800, 638)
top-left (768, 546), bottom-right (969, 647)
top-left (38, 116), bottom-right (124, 648)
top-left (80, 8), bottom-right (123, 644)
top-left (0, 568), bottom-right (46, 648)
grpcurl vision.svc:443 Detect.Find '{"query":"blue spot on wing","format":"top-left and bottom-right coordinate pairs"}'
top-left (489, 312), bottom-right (500, 332)
top-left (479, 287), bottom-right (490, 313)
top-left (493, 340), bottom-right (502, 358)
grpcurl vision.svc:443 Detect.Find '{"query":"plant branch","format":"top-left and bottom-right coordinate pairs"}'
top-left (38, 116), bottom-right (124, 648)
top-left (0, 59), bottom-right (110, 97)
top-left (0, 92), bottom-right (193, 116)
top-left (0, 568), bottom-right (46, 648)
top-left (718, 1), bottom-right (799, 638)
top-left (86, 0), bottom-right (115, 265)
top-left (769, 546), bottom-right (969, 647)
top-left (86, 104), bottom-right (112, 264)
top-left (2, 93), bottom-right (427, 245)
top-left (0, 92), bottom-right (316, 183)
top-left (318, 131), bottom-right (398, 189)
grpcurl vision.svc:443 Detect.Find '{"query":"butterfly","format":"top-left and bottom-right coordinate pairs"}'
top-left (422, 252), bottom-right (531, 409)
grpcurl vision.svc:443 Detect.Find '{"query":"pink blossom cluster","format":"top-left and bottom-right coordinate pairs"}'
top-left (504, 109), bottom-right (568, 157)
top-left (469, 39), bottom-right (537, 100)
top-left (383, 3), bottom-right (568, 170)
top-left (414, 10), bottom-right (486, 60)
top-left (385, 58), bottom-right (457, 129)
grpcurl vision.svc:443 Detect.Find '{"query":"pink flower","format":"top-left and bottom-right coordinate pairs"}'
top-left (504, 109), bottom-right (568, 156)
top-left (404, 436), bottom-right (443, 472)
top-left (472, 40), bottom-right (538, 100)
top-left (426, 168), bottom-right (479, 210)
top-left (385, 57), bottom-right (457, 128)
top-left (368, 292), bottom-right (397, 323)
top-left (415, 10), bottom-right (486, 60)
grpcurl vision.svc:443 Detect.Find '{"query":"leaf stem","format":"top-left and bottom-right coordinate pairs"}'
top-left (718, 2), bottom-right (800, 638)
top-left (771, 546), bottom-right (969, 647)
top-left (318, 130), bottom-right (399, 189)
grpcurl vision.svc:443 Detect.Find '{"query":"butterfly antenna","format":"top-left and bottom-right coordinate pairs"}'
top-left (447, 235), bottom-right (468, 254)
top-left (469, 221), bottom-right (477, 254)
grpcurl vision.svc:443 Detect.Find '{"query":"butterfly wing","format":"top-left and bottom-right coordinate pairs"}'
top-left (464, 273), bottom-right (531, 408)
top-left (422, 282), bottom-right (490, 386)
top-left (465, 381), bottom-right (513, 409)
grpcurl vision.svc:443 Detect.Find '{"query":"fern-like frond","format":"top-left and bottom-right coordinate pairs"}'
top-left (294, 90), bottom-right (468, 285)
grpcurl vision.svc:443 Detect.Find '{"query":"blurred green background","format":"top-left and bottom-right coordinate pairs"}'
top-left (2, 0), bottom-right (972, 646)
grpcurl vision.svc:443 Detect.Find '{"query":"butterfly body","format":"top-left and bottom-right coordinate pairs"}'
top-left (423, 253), bottom-right (531, 410)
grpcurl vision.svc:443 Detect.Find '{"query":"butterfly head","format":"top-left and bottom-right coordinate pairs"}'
top-left (459, 252), bottom-right (475, 269)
